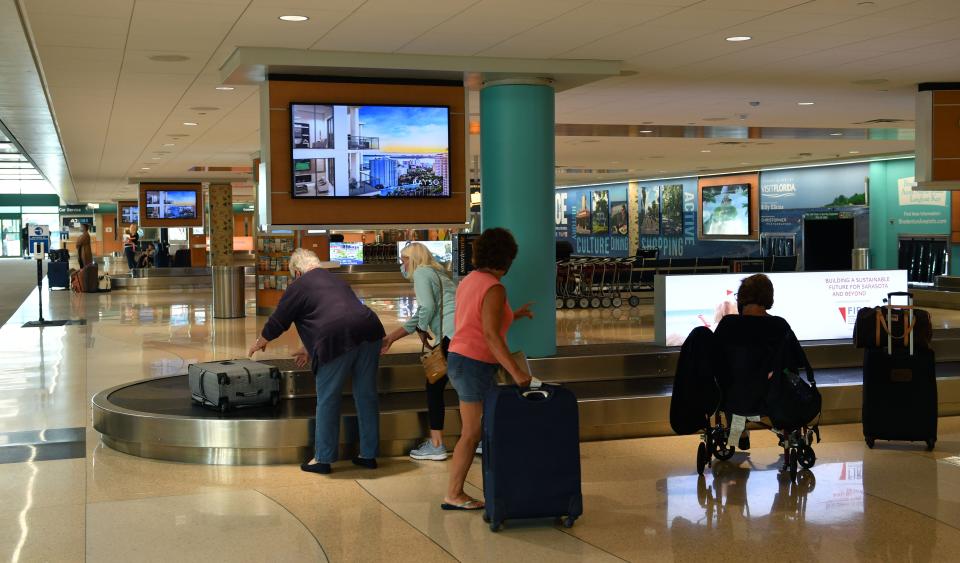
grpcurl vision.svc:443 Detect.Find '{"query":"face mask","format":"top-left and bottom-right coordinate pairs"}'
top-left (400, 264), bottom-right (410, 279)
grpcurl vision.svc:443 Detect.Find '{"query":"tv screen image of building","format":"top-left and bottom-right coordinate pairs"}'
top-left (144, 190), bottom-right (198, 220)
top-left (701, 184), bottom-right (750, 236)
top-left (397, 240), bottom-right (453, 265)
top-left (291, 104), bottom-right (450, 198)
top-left (330, 242), bottom-right (364, 265)
top-left (121, 205), bottom-right (139, 225)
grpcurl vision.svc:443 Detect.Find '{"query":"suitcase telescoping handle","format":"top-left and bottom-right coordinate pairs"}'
top-left (883, 293), bottom-right (915, 356)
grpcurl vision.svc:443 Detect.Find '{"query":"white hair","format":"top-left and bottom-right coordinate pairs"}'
top-left (289, 248), bottom-right (322, 277)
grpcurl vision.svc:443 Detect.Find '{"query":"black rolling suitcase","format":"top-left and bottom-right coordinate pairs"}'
top-left (482, 382), bottom-right (583, 531)
top-left (862, 292), bottom-right (937, 451)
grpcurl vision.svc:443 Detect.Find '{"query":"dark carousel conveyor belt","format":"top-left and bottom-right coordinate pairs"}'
top-left (92, 331), bottom-right (960, 465)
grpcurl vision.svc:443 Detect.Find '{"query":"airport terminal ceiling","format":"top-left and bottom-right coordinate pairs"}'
top-left (4, 0), bottom-right (958, 202)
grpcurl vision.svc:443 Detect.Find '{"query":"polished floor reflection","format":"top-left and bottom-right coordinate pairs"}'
top-left (0, 285), bottom-right (959, 561)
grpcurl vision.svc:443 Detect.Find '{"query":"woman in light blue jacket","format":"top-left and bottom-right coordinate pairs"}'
top-left (381, 242), bottom-right (457, 460)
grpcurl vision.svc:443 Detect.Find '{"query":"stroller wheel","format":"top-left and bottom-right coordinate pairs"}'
top-left (628, 296), bottom-right (641, 307)
top-left (696, 442), bottom-right (708, 475)
top-left (601, 297), bottom-right (612, 308)
top-left (565, 298), bottom-right (577, 309)
top-left (796, 468), bottom-right (816, 493)
top-left (797, 445), bottom-right (816, 469)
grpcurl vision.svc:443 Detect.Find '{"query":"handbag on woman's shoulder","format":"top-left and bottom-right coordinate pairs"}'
top-left (419, 269), bottom-right (448, 384)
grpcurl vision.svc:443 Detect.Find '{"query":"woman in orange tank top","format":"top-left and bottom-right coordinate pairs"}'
top-left (442, 228), bottom-right (534, 511)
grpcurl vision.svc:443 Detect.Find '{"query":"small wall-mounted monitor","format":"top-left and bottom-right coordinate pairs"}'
top-left (699, 183), bottom-right (752, 239)
top-left (397, 240), bottom-right (453, 265)
top-left (330, 242), bottom-right (364, 265)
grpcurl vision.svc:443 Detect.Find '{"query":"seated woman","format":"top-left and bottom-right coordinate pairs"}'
top-left (713, 273), bottom-right (805, 449)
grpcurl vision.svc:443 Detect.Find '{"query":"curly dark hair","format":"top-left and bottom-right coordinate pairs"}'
top-left (472, 227), bottom-right (518, 272)
top-left (736, 273), bottom-right (774, 310)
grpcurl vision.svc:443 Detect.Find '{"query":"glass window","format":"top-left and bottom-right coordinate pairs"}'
top-left (19, 181), bottom-right (56, 194)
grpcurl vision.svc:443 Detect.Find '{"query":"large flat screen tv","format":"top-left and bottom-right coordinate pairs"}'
top-left (700, 183), bottom-right (751, 238)
top-left (290, 103), bottom-right (451, 199)
top-left (144, 190), bottom-right (198, 220)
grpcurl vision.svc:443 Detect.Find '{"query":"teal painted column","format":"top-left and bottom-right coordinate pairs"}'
top-left (481, 81), bottom-right (556, 357)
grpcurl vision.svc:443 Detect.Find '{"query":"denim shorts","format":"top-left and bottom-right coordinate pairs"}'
top-left (447, 352), bottom-right (498, 403)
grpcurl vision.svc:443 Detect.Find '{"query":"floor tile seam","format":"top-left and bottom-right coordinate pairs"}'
top-left (354, 479), bottom-right (462, 563)
top-left (252, 488), bottom-right (330, 562)
top-left (861, 490), bottom-right (960, 534)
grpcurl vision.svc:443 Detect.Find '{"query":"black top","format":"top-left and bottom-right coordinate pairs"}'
top-left (261, 268), bottom-right (385, 365)
top-left (126, 232), bottom-right (139, 249)
top-left (713, 314), bottom-right (799, 415)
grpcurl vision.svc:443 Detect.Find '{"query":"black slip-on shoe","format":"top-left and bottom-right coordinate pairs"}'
top-left (352, 456), bottom-right (378, 470)
top-left (301, 461), bottom-right (332, 474)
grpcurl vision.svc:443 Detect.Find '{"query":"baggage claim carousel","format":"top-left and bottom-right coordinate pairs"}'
top-left (92, 332), bottom-right (960, 465)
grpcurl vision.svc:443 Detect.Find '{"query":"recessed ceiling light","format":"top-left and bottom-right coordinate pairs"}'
top-left (183, 122), bottom-right (198, 126)
top-left (140, 167), bottom-right (150, 170)
top-left (215, 86), bottom-right (235, 91)
top-left (162, 143), bottom-right (175, 147)
top-left (829, 132), bottom-right (843, 136)
top-left (797, 102), bottom-right (815, 106)
top-left (849, 150), bottom-right (860, 154)
top-left (279, 15), bottom-right (308, 22)
top-left (725, 36), bottom-right (751, 42)
top-left (700, 149), bottom-right (711, 153)
top-left (151, 157), bottom-right (161, 160)
top-left (740, 162), bottom-right (751, 165)
top-left (639, 130), bottom-right (653, 134)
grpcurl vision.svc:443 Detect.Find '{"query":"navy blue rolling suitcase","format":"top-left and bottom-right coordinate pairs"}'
top-left (482, 383), bottom-right (583, 531)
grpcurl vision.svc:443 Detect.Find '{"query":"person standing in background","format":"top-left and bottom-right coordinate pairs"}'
top-left (75, 223), bottom-right (93, 269)
top-left (123, 224), bottom-right (139, 270)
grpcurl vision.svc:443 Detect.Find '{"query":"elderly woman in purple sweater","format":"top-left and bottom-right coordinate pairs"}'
top-left (248, 249), bottom-right (385, 475)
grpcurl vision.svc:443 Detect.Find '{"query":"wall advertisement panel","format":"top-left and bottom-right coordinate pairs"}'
top-left (555, 183), bottom-right (630, 257)
top-left (655, 269), bottom-right (908, 346)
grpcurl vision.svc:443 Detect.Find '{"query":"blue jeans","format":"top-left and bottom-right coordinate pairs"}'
top-left (313, 339), bottom-right (381, 463)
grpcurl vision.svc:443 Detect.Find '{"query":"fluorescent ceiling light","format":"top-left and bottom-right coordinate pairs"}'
top-left (829, 132), bottom-right (843, 136)
top-left (163, 143), bottom-right (175, 147)
top-left (700, 150), bottom-right (711, 153)
top-left (725, 36), bottom-right (751, 42)
top-left (183, 122), bottom-right (198, 126)
top-left (215, 86), bottom-right (235, 91)
top-left (849, 150), bottom-right (860, 154)
top-left (639, 130), bottom-right (653, 133)
top-left (140, 167), bottom-right (150, 170)
top-left (279, 15), bottom-right (308, 22)
top-left (797, 102), bottom-right (815, 106)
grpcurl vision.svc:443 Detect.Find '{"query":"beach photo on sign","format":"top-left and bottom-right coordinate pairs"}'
top-left (661, 185), bottom-right (684, 236)
top-left (702, 184), bottom-right (749, 236)
top-left (639, 186), bottom-right (660, 235)
top-left (592, 190), bottom-right (609, 234)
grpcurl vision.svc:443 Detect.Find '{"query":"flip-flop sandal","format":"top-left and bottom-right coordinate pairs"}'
top-left (440, 499), bottom-right (485, 511)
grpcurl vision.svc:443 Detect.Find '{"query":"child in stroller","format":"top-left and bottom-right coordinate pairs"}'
top-left (671, 274), bottom-right (821, 481)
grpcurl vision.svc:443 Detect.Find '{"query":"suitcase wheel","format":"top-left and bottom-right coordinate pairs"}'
top-left (562, 516), bottom-right (576, 529)
top-left (926, 439), bottom-right (935, 451)
top-left (797, 445), bottom-right (816, 469)
top-left (865, 437), bottom-right (875, 449)
top-left (489, 520), bottom-right (502, 532)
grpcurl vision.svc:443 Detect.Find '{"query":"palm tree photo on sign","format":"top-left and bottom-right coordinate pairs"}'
top-left (639, 186), bottom-right (660, 235)
top-left (661, 185), bottom-right (684, 236)
top-left (592, 190), bottom-right (609, 234)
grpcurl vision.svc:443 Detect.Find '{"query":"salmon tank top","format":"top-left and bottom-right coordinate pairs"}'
top-left (449, 270), bottom-right (513, 364)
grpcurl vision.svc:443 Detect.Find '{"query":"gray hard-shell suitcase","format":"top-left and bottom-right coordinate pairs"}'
top-left (260, 358), bottom-right (315, 399)
top-left (189, 359), bottom-right (281, 412)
